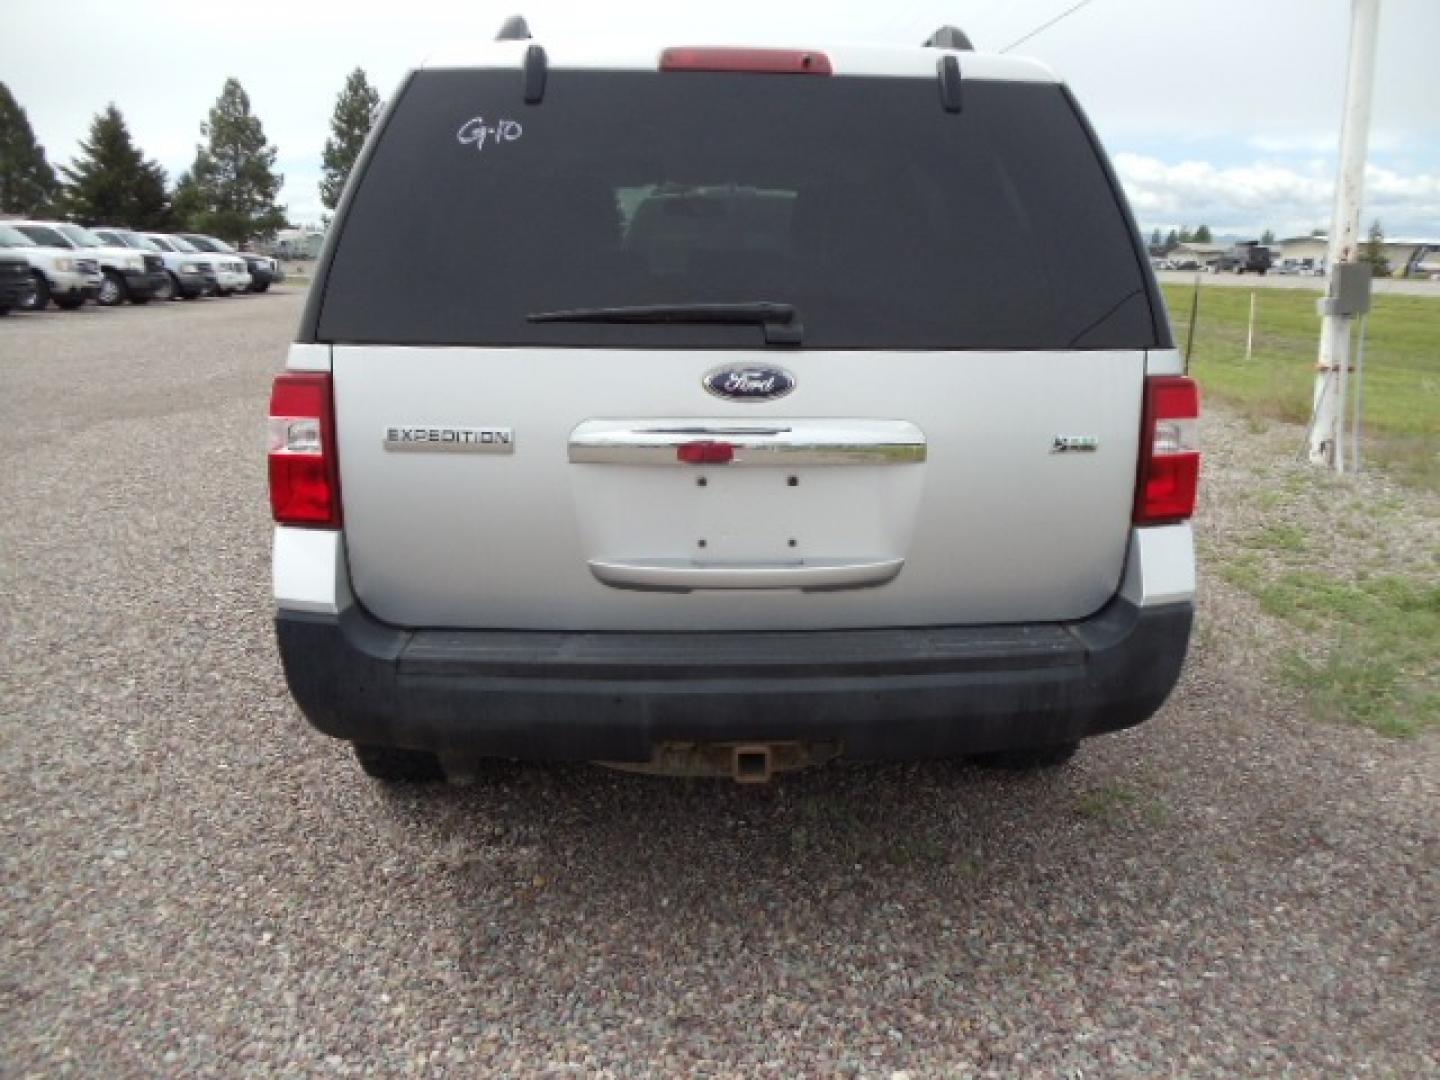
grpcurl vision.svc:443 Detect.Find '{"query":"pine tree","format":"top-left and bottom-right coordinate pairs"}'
top-left (1178, 227), bottom-right (1194, 244)
top-left (1194, 224), bottom-right (1212, 243)
top-left (60, 104), bottom-right (172, 228)
top-left (176, 78), bottom-right (287, 242)
top-left (320, 68), bottom-right (381, 211)
top-left (1164, 229), bottom-right (1179, 251)
top-left (1260, 228), bottom-right (1276, 245)
top-left (0, 81), bottom-right (59, 215)
top-left (1360, 219), bottom-right (1388, 276)
top-left (1149, 227), bottom-right (1162, 249)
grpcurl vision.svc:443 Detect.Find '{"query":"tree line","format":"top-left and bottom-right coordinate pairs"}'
top-left (0, 69), bottom-right (381, 244)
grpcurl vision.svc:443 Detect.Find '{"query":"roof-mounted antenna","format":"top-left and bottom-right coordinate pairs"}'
top-left (923, 26), bottom-right (974, 51)
top-left (496, 15), bottom-right (531, 41)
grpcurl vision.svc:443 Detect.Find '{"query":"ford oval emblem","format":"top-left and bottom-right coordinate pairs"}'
top-left (702, 364), bottom-right (796, 402)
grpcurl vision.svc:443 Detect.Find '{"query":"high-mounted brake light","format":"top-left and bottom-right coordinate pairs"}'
top-left (660, 47), bottom-right (832, 75)
top-left (268, 372), bottom-right (341, 528)
top-left (1134, 375), bottom-right (1200, 525)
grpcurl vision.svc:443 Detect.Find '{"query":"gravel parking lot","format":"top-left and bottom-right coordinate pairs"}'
top-left (2, 293), bottom-right (1436, 1076)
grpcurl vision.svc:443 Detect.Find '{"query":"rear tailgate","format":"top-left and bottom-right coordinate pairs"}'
top-left (333, 346), bottom-right (1141, 630)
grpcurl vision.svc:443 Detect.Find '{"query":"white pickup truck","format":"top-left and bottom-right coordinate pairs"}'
top-left (174, 234), bottom-right (252, 295)
top-left (270, 23), bottom-right (1199, 783)
top-left (0, 221), bottom-right (101, 310)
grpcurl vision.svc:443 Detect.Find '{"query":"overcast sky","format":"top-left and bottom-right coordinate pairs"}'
top-left (3, 0), bottom-right (1437, 239)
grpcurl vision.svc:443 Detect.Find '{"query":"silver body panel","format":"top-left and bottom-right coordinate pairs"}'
top-left (328, 345), bottom-right (1147, 631)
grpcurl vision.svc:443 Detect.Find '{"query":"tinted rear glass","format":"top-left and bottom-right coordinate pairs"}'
top-left (316, 70), bottom-right (1159, 350)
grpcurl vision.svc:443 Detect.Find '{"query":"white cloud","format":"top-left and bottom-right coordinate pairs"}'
top-left (1115, 153), bottom-right (1440, 239)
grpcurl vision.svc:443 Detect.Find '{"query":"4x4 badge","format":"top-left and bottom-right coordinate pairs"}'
top-left (702, 364), bottom-right (796, 402)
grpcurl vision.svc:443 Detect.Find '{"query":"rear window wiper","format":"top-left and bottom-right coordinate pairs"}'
top-left (527, 302), bottom-right (802, 345)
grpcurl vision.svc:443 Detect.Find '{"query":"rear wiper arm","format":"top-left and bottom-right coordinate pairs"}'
top-left (527, 301), bottom-right (803, 345)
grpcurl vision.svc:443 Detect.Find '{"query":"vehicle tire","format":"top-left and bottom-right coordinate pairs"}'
top-left (98, 269), bottom-right (127, 306)
top-left (216, 287), bottom-right (232, 297)
top-left (156, 273), bottom-right (178, 301)
top-left (353, 744), bottom-right (446, 783)
top-left (22, 271), bottom-right (50, 311)
top-left (55, 295), bottom-right (86, 311)
top-left (130, 295), bottom-right (150, 306)
top-left (972, 742), bottom-right (1079, 770)
top-left (0, 304), bottom-right (10, 316)
top-left (254, 281), bottom-right (271, 293)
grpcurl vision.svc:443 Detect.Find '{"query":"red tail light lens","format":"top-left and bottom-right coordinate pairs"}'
top-left (660, 47), bottom-right (832, 75)
top-left (1135, 375), bottom-right (1200, 525)
top-left (268, 372), bottom-right (341, 527)
top-left (676, 439), bottom-right (736, 465)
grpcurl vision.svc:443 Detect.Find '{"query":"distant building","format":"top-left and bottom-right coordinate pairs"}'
top-left (263, 227), bottom-right (327, 260)
top-left (1167, 242), bottom-right (1225, 268)
top-left (1276, 234), bottom-right (1440, 276)
top-left (1274, 235), bottom-right (1330, 267)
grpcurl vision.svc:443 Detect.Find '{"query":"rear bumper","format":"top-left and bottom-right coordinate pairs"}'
top-left (275, 597), bottom-right (1192, 762)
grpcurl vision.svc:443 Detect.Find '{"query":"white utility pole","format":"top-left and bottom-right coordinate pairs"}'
top-left (1308, 0), bottom-right (1381, 469)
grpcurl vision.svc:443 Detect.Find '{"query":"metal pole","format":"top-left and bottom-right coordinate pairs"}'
top-left (1308, 0), bottom-right (1381, 468)
top-left (1246, 291), bottom-right (1256, 361)
top-left (1184, 271), bottom-right (1201, 371)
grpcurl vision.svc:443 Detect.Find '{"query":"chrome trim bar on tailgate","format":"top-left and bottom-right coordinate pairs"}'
top-left (588, 556), bottom-right (905, 592)
top-left (568, 419), bottom-right (926, 467)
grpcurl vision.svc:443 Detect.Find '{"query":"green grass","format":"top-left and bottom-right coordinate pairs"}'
top-left (1075, 782), bottom-right (1169, 825)
top-left (1162, 283), bottom-right (1440, 488)
top-left (1221, 552), bottom-right (1440, 737)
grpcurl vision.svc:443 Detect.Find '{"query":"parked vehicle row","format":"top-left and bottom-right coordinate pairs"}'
top-left (0, 219), bottom-right (283, 313)
top-left (1272, 257), bottom-right (1325, 276)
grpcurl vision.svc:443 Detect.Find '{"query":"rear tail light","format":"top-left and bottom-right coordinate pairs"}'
top-left (268, 372), bottom-right (341, 527)
top-left (660, 47), bottom-right (832, 75)
top-left (1134, 375), bottom-right (1200, 525)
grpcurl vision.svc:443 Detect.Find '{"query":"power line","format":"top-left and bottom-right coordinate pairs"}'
top-left (1000, 0), bottom-right (1103, 54)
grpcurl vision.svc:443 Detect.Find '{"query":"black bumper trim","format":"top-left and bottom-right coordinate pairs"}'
top-left (276, 599), bottom-right (1193, 762)
top-left (121, 269), bottom-right (166, 299)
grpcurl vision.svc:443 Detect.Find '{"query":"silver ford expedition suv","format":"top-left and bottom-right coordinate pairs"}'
top-left (271, 27), bottom-right (1199, 783)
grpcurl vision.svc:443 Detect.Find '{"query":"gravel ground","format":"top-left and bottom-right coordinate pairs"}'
top-left (2, 294), bottom-right (1436, 1076)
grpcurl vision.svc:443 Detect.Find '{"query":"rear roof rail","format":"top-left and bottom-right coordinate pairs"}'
top-left (495, 14), bottom-right (531, 41)
top-left (923, 26), bottom-right (974, 51)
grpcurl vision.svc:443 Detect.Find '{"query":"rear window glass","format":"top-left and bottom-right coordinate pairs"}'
top-left (316, 70), bottom-right (1159, 350)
